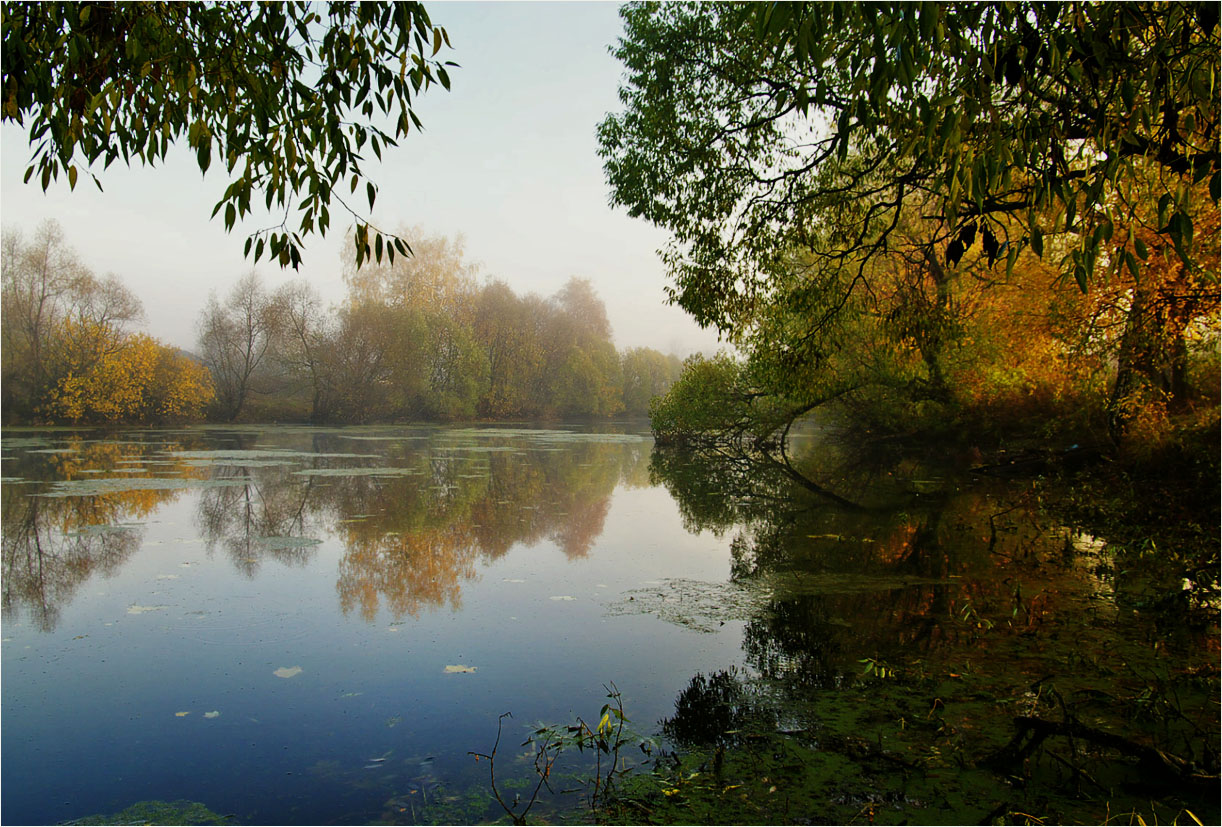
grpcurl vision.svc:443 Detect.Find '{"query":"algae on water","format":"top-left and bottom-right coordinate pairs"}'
top-left (64, 799), bottom-right (229, 825)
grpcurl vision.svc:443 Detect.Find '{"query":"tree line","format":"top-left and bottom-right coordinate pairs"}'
top-left (2, 221), bottom-right (685, 425)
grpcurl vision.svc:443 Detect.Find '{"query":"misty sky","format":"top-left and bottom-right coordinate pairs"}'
top-left (0, 2), bottom-right (723, 357)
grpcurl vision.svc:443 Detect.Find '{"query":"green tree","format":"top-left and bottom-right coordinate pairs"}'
top-left (620, 346), bottom-right (680, 416)
top-left (543, 277), bottom-right (624, 417)
top-left (419, 310), bottom-right (489, 421)
top-left (472, 280), bottom-right (545, 418)
top-left (2, 2), bottom-right (454, 268)
top-left (599, 2), bottom-right (1219, 334)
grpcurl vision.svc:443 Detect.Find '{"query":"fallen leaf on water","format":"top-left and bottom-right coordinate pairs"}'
top-left (127, 604), bottom-right (169, 615)
top-left (549, 595), bottom-right (576, 601)
top-left (502, 578), bottom-right (525, 583)
top-left (204, 711), bottom-right (220, 719)
top-left (175, 711), bottom-right (190, 717)
top-left (273, 666), bottom-right (303, 679)
top-left (156, 574), bottom-right (179, 580)
top-left (443, 665), bottom-right (477, 673)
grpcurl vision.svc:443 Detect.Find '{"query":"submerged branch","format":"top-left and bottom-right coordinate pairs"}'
top-left (982, 715), bottom-right (1218, 792)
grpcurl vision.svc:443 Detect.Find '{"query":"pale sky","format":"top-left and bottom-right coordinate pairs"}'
top-left (0, 1), bottom-right (723, 357)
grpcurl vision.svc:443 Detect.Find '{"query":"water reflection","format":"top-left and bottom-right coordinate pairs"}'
top-left (648, 433), bottom-right (1095, 691)
top-left (646, 433), bottom-right (1218, 824)
top-left (1, 435), bottom-right (204, 630)
top-left (2, 428), bottom-right (650, 629)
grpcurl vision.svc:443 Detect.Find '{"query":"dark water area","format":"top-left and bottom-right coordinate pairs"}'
top-left (1, 425), bottom-right (1216, 825)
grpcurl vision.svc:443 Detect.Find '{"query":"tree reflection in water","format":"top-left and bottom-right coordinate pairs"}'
top-left (646, 432), bottom-right (1219, 824)
top-left (2, 437), bottom-right (202, 631)
top-left (4, 428), bottom-right (649, 632)
top-left (191, 432), bottom-right (646, 621)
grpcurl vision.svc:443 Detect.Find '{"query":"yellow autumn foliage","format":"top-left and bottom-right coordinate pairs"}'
top-left (39, 321), bottom-right (214, 423)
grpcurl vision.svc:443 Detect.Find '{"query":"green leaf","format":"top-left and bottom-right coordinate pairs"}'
top-left (1073, 263), bottom-right (1087, 293)
top-left (1124, 250), bottom-right (1140, 279)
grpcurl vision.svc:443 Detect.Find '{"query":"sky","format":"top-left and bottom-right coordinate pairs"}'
top-left (0, 1), bottom-right (723, 357)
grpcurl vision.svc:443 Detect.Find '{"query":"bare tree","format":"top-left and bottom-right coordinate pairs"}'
top-left (197, 271), bottom-right (278, 421)
top-left (270, 279), bottom-right (333, 421)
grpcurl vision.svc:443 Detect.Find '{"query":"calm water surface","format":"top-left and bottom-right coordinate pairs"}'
top-left (2, 424), bottom-right (1215, 824)
top-left (2, 425), bottom-right (744, 824)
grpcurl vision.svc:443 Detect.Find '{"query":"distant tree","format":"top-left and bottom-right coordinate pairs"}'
top-left (419, 311), bottom-right (489, 421)
top-left (269, 279), bottom-right (332, 421)
top-left (343, 226), bottom-right (480, 315)
top-left (320, 301), bottom-right (420, 423)
top-left (472, 280), bottom-right (543, 418)
top-left (2, 220), bottom-right (144, 419)
top-left (553, 276), bottom-right (613, 342)
top-left (41, 329), bottom-right (213, 423)
top-left (620, 346), bottom-right (679, 416)
top-left (197, 271), bottom-right (277, 421)
top-left (544, 277), bottom-right (623, 416)
top-left (2, 2), bottom-right (454, 268)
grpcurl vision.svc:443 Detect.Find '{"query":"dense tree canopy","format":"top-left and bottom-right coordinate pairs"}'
top-left (600, 2), bottom-right (1220, 448)
top-left (2, 2), bottom-right (454, 268)
top-left (599, 2), bottom-right (1220, 332)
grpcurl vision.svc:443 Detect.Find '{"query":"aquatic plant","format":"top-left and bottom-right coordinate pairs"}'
top-left (470, 683), bottom-right (656, 823)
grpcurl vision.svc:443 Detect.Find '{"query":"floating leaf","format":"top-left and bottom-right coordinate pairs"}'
top-left (549, 595), bottom-right (577, 601)
top-left (127, 604), bottom-right (169, 615)
top-left (273, 666), bottom-right (303, 679)
top-left (256, 536), bottom-right (322, 550)
top-left (204, 711), bottom-right (220, 719)
top-left (443, 665), bottom-right (477, 673)
top-left (175, 711), bottom-right (190, 717)
top-left (293, 467), bottom-right (418, 477)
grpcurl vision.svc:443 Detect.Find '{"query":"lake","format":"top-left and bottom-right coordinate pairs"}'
top-left (2, 425), bottom-right (1216, 825)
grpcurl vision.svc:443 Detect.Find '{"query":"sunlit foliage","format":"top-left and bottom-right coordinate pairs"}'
top-left (604, 2), bottom-right (1220, 451)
